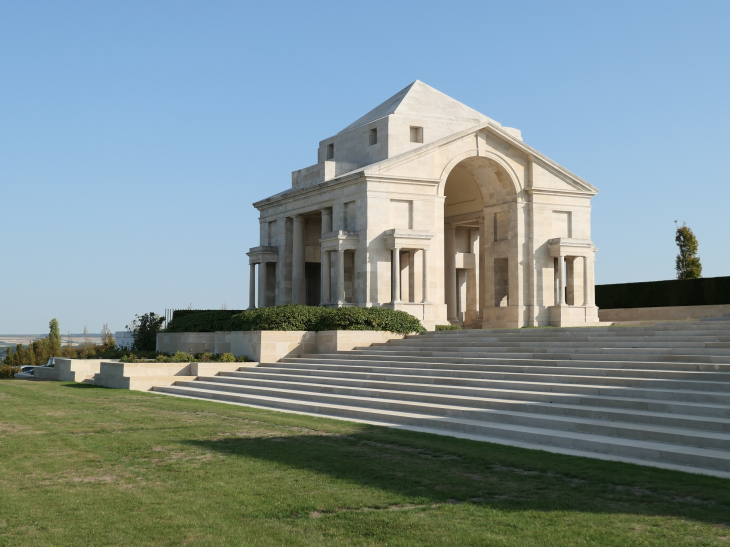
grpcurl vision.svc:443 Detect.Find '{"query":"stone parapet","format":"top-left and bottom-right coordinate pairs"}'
top-left (599, 304), bottom-right (730, 323)
top-left (157, 330), bottom-right (407, 363)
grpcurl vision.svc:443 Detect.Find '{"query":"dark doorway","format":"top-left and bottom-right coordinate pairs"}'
top-left (305, 262), bottom-right (321, 306)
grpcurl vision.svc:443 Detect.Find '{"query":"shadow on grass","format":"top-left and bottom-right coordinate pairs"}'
top-left (61, 383), bottom-right (109, 389)
top-left (184, 427), bottom-right (730, 525)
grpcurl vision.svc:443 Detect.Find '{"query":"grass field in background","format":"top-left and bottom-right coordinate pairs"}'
top-left (1, 380), bottom-right (729, 546)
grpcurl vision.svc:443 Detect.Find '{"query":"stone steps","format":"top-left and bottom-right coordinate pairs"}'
top-left (346, 349), bottom-right (730, 364)
top-left (151, 320), bottom-right (730, 477)
top-left (362, 344), bottom-right (730, 355)
top-left (154, 384), bottom-right (730, 475)
top-left (213, 369), bottom-right (730, 418)
top-left (281, 357), bottom-right (730, 380)
top-left (196, 374), bottom-right (730, 432)
top-left (297, 354), bottom-right (730, 371)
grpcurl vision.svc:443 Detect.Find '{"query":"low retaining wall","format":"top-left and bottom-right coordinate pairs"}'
top-left (598, 304), bottom-right (730, 323)
top-left (157, 330), bottom-right (405, 363)
top-left (55, 358), bottom-right (120, 382)
top-left (94, 361), bottom-right (255, 391)
top-left (33, 366), bottom-right (59, 381)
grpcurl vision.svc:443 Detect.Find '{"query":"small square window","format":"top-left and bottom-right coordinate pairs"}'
top-left (369, 128), bottom-right (377, 146)
top-left (410, 126), bottom-right (423, 143)
top-left (326, 143), bottom-right (334, 160)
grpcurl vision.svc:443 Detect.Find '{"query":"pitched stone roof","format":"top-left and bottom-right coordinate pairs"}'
top-left (338, 80), bottom-right (495, 134)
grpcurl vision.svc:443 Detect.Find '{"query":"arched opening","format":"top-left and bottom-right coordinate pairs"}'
top-left (443, 156), bottom-right (518, 327)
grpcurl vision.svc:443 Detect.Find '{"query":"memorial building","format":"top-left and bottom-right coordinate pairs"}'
top-left (248, 81), bottom-right (599, 329)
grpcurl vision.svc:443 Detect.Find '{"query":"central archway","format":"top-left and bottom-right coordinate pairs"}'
top-left (442, 155), bottom-right (519, 327)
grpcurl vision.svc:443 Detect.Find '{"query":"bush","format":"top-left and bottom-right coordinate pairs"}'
top-left (0, 364), bottom-right (20, 379)
top-left (172, 310), bottom-right (244, 322)
top-left (166, 311), bottom-right (240, 333)
top-left (120, 351), bottom-right (247, 363)
top-left (435, 324), bottom-right (461, 331)
top-left (165, 305), bottom-right (425, 335)
top-left (595, 276), bottom-right (730, 309)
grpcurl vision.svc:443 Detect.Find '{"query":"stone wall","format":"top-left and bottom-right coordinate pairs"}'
top-left (598, 304), bottom-right (730, 323)
top-left (157, 330), bottom-right (404, 363)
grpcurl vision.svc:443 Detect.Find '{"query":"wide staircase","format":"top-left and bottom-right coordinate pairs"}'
top-left (152, 316), bottom-right (730, 478)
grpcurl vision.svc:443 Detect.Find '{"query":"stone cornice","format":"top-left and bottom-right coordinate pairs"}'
top-left (526, 187), bottom-right (596, 198)
top-left (483, 124), bottom-right (599, 195)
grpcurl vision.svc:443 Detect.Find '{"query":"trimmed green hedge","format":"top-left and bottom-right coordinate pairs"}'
top-left (595, 276), bottom-right (730, 310)
top-left (165, 305), bottom-right (425, 334)
top-left (435, 324), bottom-right (461, 331)
top-left (171, 310), bottom-right (243, 322)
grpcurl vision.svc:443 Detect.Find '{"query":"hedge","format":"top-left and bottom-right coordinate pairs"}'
top-left (595, 276), bottom-right (730, 310)
top-left (165, 305), bottom-right (425, 334)
top-left (171, 309), bottom-right (244, 322)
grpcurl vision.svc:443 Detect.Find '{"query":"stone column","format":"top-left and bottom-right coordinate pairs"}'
top-left (391, 247), bottom-right (401, 304)
top-left (248, 263), bottom-right (256, 309)
top-left (584, 254), bottom-right (594, 306)
top-left (292, 215), bottom-right (305, 305)
top-left (421, 248), bottom-right (429, 303)
top-left (320, 252), bottom-right (331, 305)
top-left (558, 255), bottom-right (566, 306)
top-left (336, 249), bottom-right (345, 305)
top-left (444, 224), bottom-right (457, 320)
top-left (477, 221), bottom-right (485, 320)
top-left (258, 261), bottom-right (268, 308)
top-left (320, 208), bottom-right (332, 306)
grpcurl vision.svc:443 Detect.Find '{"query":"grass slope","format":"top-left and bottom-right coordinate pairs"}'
top-left (1, 380), bottom-right (729, 546)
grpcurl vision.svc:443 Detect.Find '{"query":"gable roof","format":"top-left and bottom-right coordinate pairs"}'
top-left (338, 80), bottom-right (495, 134)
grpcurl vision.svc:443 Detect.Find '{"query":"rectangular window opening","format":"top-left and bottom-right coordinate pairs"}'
top-left (326, 143), bottom-right (334, 160)
top-left (410, 126), bottom-right (423, 143)
top-left (369, 128), bottom-right (377, 146)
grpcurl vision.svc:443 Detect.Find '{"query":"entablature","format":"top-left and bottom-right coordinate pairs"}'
top-left (247, 246), bottom-right (279, 264)
top-left (548, 238), bottom-right (595, 258)
top-left (319, 230), bottom-right (359, 252)
top-left (383, 229), bottom-right (434, 251)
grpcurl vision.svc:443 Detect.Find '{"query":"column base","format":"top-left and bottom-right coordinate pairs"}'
top-left (548, 305), bottom-right (601, 327)
top-left (481, 306), bottom-right (521, 329)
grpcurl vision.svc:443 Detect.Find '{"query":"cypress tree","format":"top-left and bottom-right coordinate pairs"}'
top-left (675, 222), bottom-right (703, 280)
top-left (49, 319), bottom-right (62, 348)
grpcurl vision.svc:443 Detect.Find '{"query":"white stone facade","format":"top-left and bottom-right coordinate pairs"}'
top-left (249, 81), bottom-right (599, 329)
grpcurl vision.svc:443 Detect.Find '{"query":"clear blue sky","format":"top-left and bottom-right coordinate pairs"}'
top-left (1, 1), bottom-right (728, 334)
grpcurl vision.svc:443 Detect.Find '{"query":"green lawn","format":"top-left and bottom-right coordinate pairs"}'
top-left (1, 381), bottom-right (729, 546)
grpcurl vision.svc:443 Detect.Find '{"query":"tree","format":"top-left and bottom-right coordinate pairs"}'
top-left (100, 324), bottom-right (115, 350)
top-left (675, 222), bottom-right (702, 280)
top-left (3, 345), bottom-right (12, 366)
top-left (49, 319), bottom-right (62, 348)
top-left (126, 313), bottom-right (165, 351)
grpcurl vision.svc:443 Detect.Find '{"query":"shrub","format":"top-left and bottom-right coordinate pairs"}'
top-left (435, 324), bottom-right (461, 331)
top-left (0, 364), bottom-right (20, 379)
top-left (219, 353), bottom-right (236, 362)
top-left (165, 305), bottom-right (425, 334)
top-left (172, 309), bottom-right (244, 322)
top-left (166, 310), bottom-right (240, 333)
